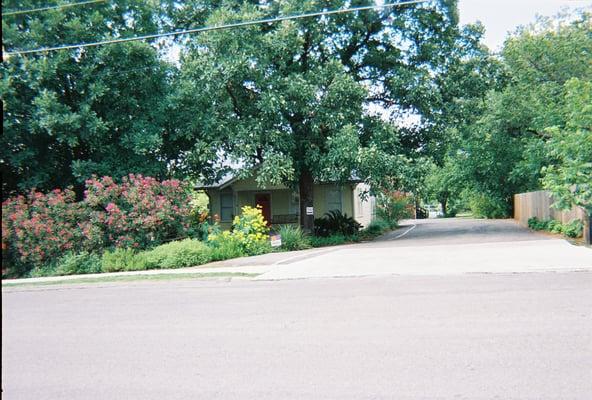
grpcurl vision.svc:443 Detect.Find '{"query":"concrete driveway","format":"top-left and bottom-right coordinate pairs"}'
top-left (256, 218), bottom-right (592, 280)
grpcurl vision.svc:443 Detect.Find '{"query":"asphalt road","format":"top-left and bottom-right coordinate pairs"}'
top-left (3, 218), bottom-right (592, 399)
top-left (371, 217), bottom-right (556, 246)
top-left (3, 273), bottom-right (592, 399)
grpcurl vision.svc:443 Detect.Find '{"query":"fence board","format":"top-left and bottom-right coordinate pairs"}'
top-left (514, 190), bottom-right (590, 243)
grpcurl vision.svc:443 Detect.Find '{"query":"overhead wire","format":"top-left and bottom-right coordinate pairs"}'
top-left (2, 0), bottom-right (107, 17)
top-left (4, 0), bottom-right (428, 57)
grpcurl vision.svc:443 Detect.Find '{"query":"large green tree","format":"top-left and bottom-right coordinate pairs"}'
top-left (171, 0), bottom-right (490, 229)
top-left (450, 12), bottom-right (592, 216)
top-left (542, 78), bottom-right (592, 215)
top-left (1, 0), bottom-right (178, 197)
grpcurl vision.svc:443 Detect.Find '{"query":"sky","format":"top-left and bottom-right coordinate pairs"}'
top-left (457, 0), bottom-right (591, 51)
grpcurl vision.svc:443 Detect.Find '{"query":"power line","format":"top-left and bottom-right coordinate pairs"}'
top-left (4, 0), bottom-right (427, 57)
top-left (2, 0), bottom-right (107, 17)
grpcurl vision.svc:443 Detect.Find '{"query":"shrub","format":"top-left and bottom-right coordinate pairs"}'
top-left (2, 175), bottom-right (196, 277)
top-left (101, 248), bottom-right (146, 272)
top-left (527, 217), bottom-right (583, 238)
top-left (309, 234), bottom-right (357, 247)
top-left (54, 252), bottom-right (103, 275)
top-left (563, 219), bottom-right (584, 238)
top-left (314, 210), bottom-right (361, 237)
top-left (279, 225), bottom-right (311, 251)
top-left (142, 239), bottom-right (212, 269)
top-left (29, 252), bottom-right (102, 277)
top-left (209, 238), bottom-right (245, 261)
top-left (85, 174), bottom-right (194, 249)
top-left (528, 217), bottom-right (546, 230)
top-left (468, 193), bottom-right (508, 218)
top-left (2, 189), bottom-right (100, 276)
top-left (208, 206), bottom-right (271, 257)
top-left (376, 191), bottom-right (413, 228)
top-left (362, 218), bottom-right (390, 236)
top-left (359, 218), bottom-right (391, 240)
top-left (547, 219), bottom-right (562, 233)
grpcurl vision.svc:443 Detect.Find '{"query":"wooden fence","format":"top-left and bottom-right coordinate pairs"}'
top-left (514, 190), bottom-right (590, 244)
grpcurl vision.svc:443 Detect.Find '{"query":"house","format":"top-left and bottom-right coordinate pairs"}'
top-left (197, 171), bottom-right (376, 230)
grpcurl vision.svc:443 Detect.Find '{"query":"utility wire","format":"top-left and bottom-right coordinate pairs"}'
top-left (2, 0), bottom-right (107, 17)
top-left (4, 0), bottom-right (427, 56)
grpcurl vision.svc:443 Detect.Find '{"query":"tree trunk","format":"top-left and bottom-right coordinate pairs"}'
top-left (299, 169), bottom-right (315, 233)
top-left (440, 197), bottom-right (448, 217)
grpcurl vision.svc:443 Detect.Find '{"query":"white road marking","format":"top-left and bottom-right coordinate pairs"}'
top-left (393, 223), bottom-right (417, 239)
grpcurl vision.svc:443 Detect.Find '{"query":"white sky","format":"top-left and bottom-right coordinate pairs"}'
top-left (458, 0), bottom-right (591, 51)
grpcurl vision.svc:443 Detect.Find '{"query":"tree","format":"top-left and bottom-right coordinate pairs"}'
top-left (542, 78), bottom-right (592, 216)
top-left (171, 0), bottom-right (489, 230)
top-left (455, 12), bottom-right (592, 215)
top-left (1, 0), bottom-right (176, 198)
top-left (424, 157), bottom-right (464, 216)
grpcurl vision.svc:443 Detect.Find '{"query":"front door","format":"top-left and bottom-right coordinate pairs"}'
top-left (255, 193), bottom-right (271, 226)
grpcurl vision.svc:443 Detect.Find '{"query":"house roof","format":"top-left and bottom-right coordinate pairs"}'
top-left (194, 173), bottom-right (237, 190)
top-left (195, 169), bottom-right (362, 191)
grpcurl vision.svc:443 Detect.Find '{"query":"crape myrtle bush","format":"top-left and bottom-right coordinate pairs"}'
top-left (2, 188), bottom-right (97, 276)
top-left (376, 191), bottom-right (414, 228)
top-left (84, 175), bottom-right (193, 248)
top-left (2, 175), bottom-right (194, 277)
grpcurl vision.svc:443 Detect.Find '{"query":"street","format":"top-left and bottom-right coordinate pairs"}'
top-left (3, 218), bottom-right (592, 399)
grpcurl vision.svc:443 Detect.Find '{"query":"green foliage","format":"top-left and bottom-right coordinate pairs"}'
top-left (424, 158), bottom-right (466, 217)
top-left (101, 248), bottom-right (145, 273)
top-left (528, 217), bottom-right (584, 238)
top-left (314, 210), bottom-right (361, 237)
top-left (440, 12), bottom-right (592, 213)
top-left (467, 192), bottom-right (508, 218)
top-left (363, 219), bottom-right (391, 236)
top-left (208, 206), bottom-right (271, 256)
top-left (142, 239), bottom-right (212, 269)
top-left (101, 239), bottom-right (214, 273)
top-left (29, 252), bottom-right (102, 277)
top-left (358, 218), bottom-right (391, 240)
top-left (208, 240), bottom-right (246, 262)
top-left (1, 176), bottom-right (194, 277)
top-left (563, 219), bottom-right (585, 238)
top-left (171, 0), bottom-right (494, 214)
top-left (541, 79), bottom-right (592, 215)
top-left (376, 192), bottom-right (413, 228)
top-left (1, 0), bottom-right (178, 197)
top-left (309, 234), bottom-right (357, 248)
top-left (279, 225), bottom-right (311, 251)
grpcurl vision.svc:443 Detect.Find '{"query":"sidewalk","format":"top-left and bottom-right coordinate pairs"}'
top-left (1, 246), bottom-right (341, 286)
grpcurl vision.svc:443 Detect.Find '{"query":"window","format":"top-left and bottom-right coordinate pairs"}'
top-left (289, 191), bottom-right (300, 215)
top-left (326, 186), bottom-right (342, 212)
top-left (220, 192), bottom-right (234, 221)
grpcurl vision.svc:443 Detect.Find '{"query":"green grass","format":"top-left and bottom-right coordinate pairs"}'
top-left (2, 272), bottom-right (259, 288)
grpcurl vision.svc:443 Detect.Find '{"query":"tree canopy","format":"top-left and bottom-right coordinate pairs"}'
top-left (1, 0), bottom-right (174, 196)
top-left (424, 11), bottom-right (592, 217)
top-left (2, 1), bottom-right (589, 224)
top-left (169, 0), bottom-right (494, 228)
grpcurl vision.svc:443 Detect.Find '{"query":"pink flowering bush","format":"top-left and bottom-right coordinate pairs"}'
top-left (84, 174), bottom-right (193, 249)
top-left (2, 188), bottom-right (98, 276)
top-left (2, 175), bottom-right (194, 277)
